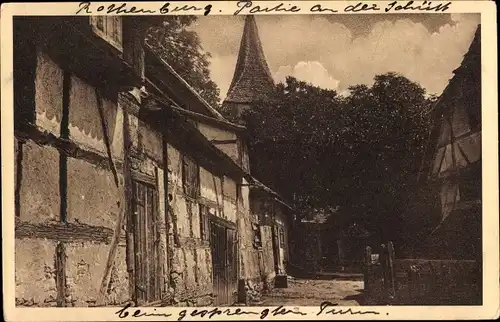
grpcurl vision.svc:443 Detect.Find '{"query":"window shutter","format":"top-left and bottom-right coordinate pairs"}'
top-left (182, 156), bottom-right (199, 198)
top-left (199, 205), bottom-right (210, 241)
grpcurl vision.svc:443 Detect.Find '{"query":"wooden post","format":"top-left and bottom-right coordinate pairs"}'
top-left (387, 241), bottom-right (396, 302)
top-left (270, 201), bottom-right (280, 276)
top-left (379, 244), bottom-right (388, 303)
top-left (408, 266), bottom-right (415, 303)
top-left (95, 88), bottom-right (125, 307)
top-left (123, 104), bottom-right (136, 305)
top-left (364, 246), bottom-right (372, 293)
top-left (237, 279), bottom-right (247, 304)
top-left (55, 242), bottom-right (67, 307)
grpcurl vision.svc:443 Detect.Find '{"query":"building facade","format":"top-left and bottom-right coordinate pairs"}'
top-left (14, 15), bottom-right (154, 307)
top-left (14, 16), bottom-right (293, 307)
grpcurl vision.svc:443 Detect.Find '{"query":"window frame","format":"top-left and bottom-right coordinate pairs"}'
top-left (90, 16), bottom-right (123, 52)
top-left (181, 155), bottom-right (200, 199)
top-left (278, 227), bottom-right (285, 247)
top-left (252, 223), bottom-right (263, 249)
top-left (199, 204), bottom-right (211, 242)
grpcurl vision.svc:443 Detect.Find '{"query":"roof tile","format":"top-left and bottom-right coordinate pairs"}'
top-left (223, 16), bottom-right (275, 105)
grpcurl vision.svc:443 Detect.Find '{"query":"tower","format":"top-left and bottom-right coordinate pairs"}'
top-left (222, 15), bottom-right (275, 123)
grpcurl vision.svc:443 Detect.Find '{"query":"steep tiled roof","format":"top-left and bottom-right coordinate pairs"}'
top-left (223, 15), bottom-right (275, 104)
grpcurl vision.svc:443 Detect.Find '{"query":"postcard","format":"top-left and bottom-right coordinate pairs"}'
top-left (1, 1), bottom-right (498, 320)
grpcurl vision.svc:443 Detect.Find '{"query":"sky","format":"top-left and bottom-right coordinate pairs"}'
top-left (190, 13), bottom-right (480, 101)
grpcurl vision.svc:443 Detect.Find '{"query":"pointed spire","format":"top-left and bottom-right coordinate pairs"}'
top-left (223, 15), bottom-right (275, 106)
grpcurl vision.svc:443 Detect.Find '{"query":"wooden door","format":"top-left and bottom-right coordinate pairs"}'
top-left (132, 179), bottom-right (162, 305)
top-left (210, 220), bottom-right (238, 306)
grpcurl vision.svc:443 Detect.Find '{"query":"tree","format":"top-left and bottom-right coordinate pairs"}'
top-left (146, 16), bottom-right (221, 108)
top-left (243, 73), bottom-right (436, 245)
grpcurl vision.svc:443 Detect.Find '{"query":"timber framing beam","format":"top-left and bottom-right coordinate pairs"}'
top-left (210, 139), bottom-right (239, 145)
top-left (15, 122), bottom-right (124, 172)
top-left (208, 214), bottom-right (238, 230)
top-left (15, 220), bottom-right (116, 244)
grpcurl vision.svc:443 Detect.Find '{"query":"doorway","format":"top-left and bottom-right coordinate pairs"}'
top-left (209, 219), bottom-right (238, 306)
top-left (131, 178), bottom-right (162, 304)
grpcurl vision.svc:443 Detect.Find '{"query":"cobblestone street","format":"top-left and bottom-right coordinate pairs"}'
top-left (259, 278), bottom-right (365, 306)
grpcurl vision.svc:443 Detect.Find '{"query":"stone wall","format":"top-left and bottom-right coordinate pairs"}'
top-left (365, 258), bottom-right (482, 305)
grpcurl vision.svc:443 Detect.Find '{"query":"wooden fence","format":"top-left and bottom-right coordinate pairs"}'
top-left (364, 241), bottom-right (482, 305)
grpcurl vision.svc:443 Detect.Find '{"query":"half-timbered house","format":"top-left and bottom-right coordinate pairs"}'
top-left (416, 24), bottom-right (481, 260)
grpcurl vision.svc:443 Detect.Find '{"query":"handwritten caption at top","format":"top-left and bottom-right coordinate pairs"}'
top-left (75, 1), bottom-right (452, 16)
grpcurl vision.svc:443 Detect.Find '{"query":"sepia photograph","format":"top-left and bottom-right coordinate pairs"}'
top-left (2, 1), bottom-right (498, 320)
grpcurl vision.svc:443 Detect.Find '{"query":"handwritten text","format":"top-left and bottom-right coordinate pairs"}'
top-left (76, 1), bottom-right (452, 16)
top-left (115, 302), bottom-right (384, 320)
top-left (385, 1), bottom-right (451, 12)
top-left (234, 1), bottom-right (301, 15)
top-left (317, 301), bottom-right (381, 316)
top-left (76, 2), bottom-right (213, 16)
top-left (115, 303), bottom-right (309, 320)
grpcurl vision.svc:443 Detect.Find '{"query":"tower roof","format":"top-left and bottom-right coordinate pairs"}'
top-left (223, 15), bottom-right (275, 105)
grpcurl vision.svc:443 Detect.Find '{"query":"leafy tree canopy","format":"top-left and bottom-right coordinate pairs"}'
top-left (243, 73), bottom-right (437, 242)
top-left (146, 16), bottom-right (221, 108)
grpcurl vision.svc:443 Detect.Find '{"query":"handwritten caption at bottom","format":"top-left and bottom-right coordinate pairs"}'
top-left (115, 301), bottom-right (382, 320)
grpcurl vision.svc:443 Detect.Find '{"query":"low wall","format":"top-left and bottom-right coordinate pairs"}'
top-left (364, 244), bottom-right (482, 305)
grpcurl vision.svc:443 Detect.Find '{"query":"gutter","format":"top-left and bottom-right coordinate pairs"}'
top-left (170, 105), bottom-right (247, 133)
top-left (144, 86), bottom-right (246, 132)
top-left (241, 179), bottom-right (294, 211)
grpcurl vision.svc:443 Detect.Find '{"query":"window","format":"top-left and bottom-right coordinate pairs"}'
top-left (90, 16), bottom-right (123, 51)
top-left (199, 204), bottom-right (210, 242)
top-left (252, 223), bottom-right (262, 249)
top-left (279, 227), bottom-right (285, 247)
top-left (94, 16), bottom-right (105, 31)
top-left (182, 155), bottom-right (199, 198)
